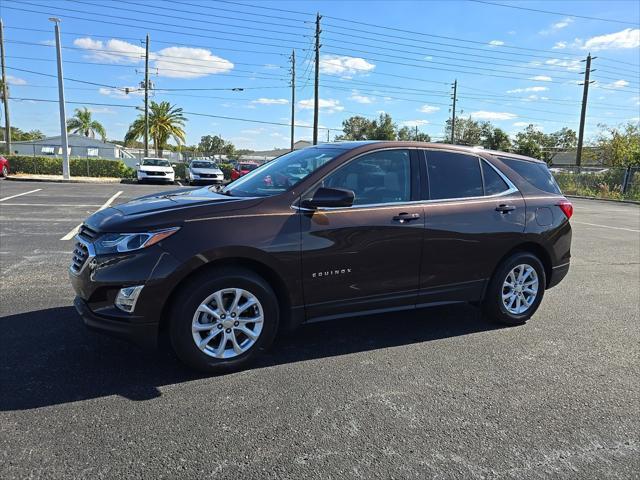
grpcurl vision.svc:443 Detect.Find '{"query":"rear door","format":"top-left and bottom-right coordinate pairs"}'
top-left (300, 148), bottom-right (424, 320)
top-left (418, 150), bottom-right (525, 305)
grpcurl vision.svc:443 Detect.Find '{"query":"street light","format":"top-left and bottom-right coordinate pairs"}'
top-left (49, 17), bottom-right (70, 179)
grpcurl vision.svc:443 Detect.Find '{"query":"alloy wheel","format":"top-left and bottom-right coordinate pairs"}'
top-left (191, 288), bottom-right (264, 359)
top-left (501, 264), bottom-right (539, 315)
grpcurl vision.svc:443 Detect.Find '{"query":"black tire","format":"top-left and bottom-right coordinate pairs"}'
top-left (1, 165), bottom-right (8, 177)
top-left (482, 252), bottom-right (546, 326)
top-left (169, 267), bottom-right (279, 373)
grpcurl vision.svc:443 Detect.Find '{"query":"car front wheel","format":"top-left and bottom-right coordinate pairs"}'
top-left (169, 267), bottom-right (279, 373)
top-left (482, 252), bottom-right (546, 326)
top-left (1, 165), bottom-right (8, 177)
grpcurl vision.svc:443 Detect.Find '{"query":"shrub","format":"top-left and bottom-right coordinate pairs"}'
top-left (7, 155), bottom-right (136, 178)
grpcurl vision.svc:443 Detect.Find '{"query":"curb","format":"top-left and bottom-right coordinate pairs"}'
top-left (5, 176), bottom-right (124, 184)
top-left (566, 194), bottom-right (640, 205)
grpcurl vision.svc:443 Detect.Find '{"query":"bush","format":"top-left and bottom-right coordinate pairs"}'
top-left (7, 155), bottom-right (136, 178)
top-left (553, 168), bottom-right (640, 201)
top-left (218, 162), bottom-right (234, 180)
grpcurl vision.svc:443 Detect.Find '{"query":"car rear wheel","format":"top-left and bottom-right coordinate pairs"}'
top-left (169, 267), bottom-right (279, 373)
top-left (1, 165), bottom-right (8, 177)
top-left (482, 252), bottom-right (546, 325)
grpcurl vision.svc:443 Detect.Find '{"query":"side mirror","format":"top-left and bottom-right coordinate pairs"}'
top-left (301, 187), bottom-right (355, 209)
top-left (135, 162), bottom-right (140, 167)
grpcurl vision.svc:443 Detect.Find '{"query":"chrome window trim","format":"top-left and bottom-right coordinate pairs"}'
top-left (69, 235), bottom-right (95, 276)
top-left (292, 147), bottom-right (520, 212)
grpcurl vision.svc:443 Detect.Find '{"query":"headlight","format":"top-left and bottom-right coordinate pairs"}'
top-left (94, 227), bottom-right (180, 255)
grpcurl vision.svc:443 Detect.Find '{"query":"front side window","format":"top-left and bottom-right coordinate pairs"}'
top-left (323, 149), bottom-right (411, 205)
top-left (224, 148), bottom-right (340, 197)
top-left (426, 151), bottom-right (483, 200)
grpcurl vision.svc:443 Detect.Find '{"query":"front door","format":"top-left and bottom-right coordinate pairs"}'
top-left (418, 150), bottom-right (526, 305)
top-left (300, 149), bottom-right (424, 320)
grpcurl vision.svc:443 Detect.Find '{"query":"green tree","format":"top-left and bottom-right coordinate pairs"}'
top-left (198, 135), bottom-right (226, 153)
top-left (551, 127), bottom-right (577, 151)
top-left (397, 126), bottom-right (431, 142)
top-left (370, 113), bottom-right (396, 140)
top-left (0, 127), bottom-right (46, 142)
top-left (480, 124), bottom-right (511, 151)
top-left (66, 107), bottom-right (107, 141)
top-left (514, 125), bottom-right (549, 160)
top-left (596, 122), bottom-right (640, 166)
top-left (125, 101), bottom-right (187, 157)
top-left (444, 116), bottom-right (484, 145)
top-left (338, 116), bottom-right (373, 140)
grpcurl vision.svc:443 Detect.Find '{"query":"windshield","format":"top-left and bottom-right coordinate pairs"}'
top-left (191, 161), bottom-right (215, 169)
top-left (224, 148), bottom-right (340, 197)
top-left (142, 158), bottom-right (171, 167)
top-left (239, 164), bottom-right (259, 171)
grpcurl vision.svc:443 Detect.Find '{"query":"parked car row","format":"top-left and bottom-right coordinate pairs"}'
top-left (135, 157), bottom-right (227, 185)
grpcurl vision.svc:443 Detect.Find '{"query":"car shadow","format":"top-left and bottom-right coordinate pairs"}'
top-left (0, 304), bottom-right (500, 411)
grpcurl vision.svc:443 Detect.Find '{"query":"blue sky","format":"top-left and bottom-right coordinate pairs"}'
top-left (2, 0), bottom-right (639, 150)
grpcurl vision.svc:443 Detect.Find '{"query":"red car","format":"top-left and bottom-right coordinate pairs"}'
top-left (230, 162), bottom-right (259, 181)
top-left (0, 156), bottom-right (9, 177)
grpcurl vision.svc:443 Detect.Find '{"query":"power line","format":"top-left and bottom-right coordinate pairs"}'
top-left (5, 66), bottom-right (128, 90)
top-left (4, 25), bottom-right (289, 57)
top-left (210, 0), bottom-right (314, 17)
top-left (468, 0), bottom-right (639, 26)
top-left (160, 0), bottom-right (309, 23)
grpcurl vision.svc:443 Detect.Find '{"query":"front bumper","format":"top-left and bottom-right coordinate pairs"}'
top-left (137, 171), bottom-right (175, 182)
top-left (69, 240), bottom-right (184, 348)
top-left (74, 296), bottom-right (159, 348)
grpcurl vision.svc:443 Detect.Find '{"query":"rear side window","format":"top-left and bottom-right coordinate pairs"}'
top-left (499, 157), bottom-right (561, 194)
top-left (426, 151), bottom-right (483, 200)
top-left (481, 161), bottom-right (510, 195)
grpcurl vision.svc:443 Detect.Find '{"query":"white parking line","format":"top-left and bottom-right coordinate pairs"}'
top-left (572, 221), bottom-right (640, 233)
top-left (60, 190), bottom-right (123, 240)
top-left (0, 188), bottom-right (42, 202)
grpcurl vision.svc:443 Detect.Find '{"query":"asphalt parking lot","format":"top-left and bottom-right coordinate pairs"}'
top-left (1, 180), bottom-right (639, 479)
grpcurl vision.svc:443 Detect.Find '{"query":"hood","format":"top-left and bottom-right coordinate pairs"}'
top-left (190, 167), bottom-right (223, 174)
top-left (139, 165), bottom-right (173, 172)
top-left (84, 187), bottom-right (262, 232)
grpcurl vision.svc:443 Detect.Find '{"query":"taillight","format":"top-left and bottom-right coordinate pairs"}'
top-left (558, 200), bottom-right (573, 219)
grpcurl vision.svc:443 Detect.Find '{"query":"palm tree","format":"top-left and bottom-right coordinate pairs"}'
top-left (124, 101), bottom-right (187, 157)
top-left (66, 107), bottom-right (107, 141)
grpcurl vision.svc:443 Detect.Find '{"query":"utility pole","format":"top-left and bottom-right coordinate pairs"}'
top-left (50, 18), bottom-right (69, 179)
top-left (326, 129), bottom-right (330, 142)
top-left (415, 125), bottom-right (418, 140)
top-left (450, 79), bottom-right (457, 144)
top-left (0, 20), bottom-right (11, 155)
top-left (143, 33), bottom-right (150, 158)
top-left (290, 49), bottom-right (295, 151)
top-left (576, 53), bottom-right (595, 167)
top-left (312, 12), bottom-right (321, 145)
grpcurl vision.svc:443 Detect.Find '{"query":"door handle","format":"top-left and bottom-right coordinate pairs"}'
top-left (495, 204), bottom-right (516, 213)
top-left (393, 212), bottom-right (420, 223)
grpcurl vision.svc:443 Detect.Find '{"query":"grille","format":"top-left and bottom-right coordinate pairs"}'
top-left (145, 171), bottom-right (165, 176)
top-left (199, 173), bottom-right (219, 178)
top-left (78, 224), bottom-right (98, 242)
top-left (70, 241), bottom-right (89, 273)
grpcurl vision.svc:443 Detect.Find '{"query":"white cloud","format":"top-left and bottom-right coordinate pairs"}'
top-left (506, 86), bottom-right (549, 93)
top-left (582, 28), bottom-right (640, 51)
top-left (419, 104), bottom-right (440, 114)
top-left (74, 37), bottom-right (233, 78)
top-left (154, 46), bottom-right (233, 78)
top-left (513, 122), bottom-right (530, 127)
top-left (540, 17), bottom-right (574, 35)
top-left (349, 93), bottom-right (374, 104)
top-left (400, 120), bottom-right (430, 127)
top-left (552, 41), bottom-right (567, 50)
top-left (507, 30), bottom-right (516, 35)
top-left (298, 98), bottom-right (344, 113)
top-left (606, 79), bottom-right (629, 89)
top-left (488, 40), bottom-right (504, 47)
top-left (87, 107), bottom-right (116, 115)
top-left (632, 96), bottom-right (640, 106)
top-left (470, 111), bottom-right (517, 120)
top-left (319, 55), bottom-right (375, 76)
top-left (545, 58), bottom-right (581, 71)
top-left (529, 75), bottom-right (552, 82)
top-left (98, 87), bottom-right (144, 98)
top-left (74, 37), bottom-right (144, 63)
top-left (251, 98), bottom-right (289, 105)
top-left (40, 39), bottom-right (56, 46)
top-left (6, 75), bottom-right (26, 85)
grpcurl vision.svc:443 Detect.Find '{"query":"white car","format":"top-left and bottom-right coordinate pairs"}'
top-left (187, 159), bottom-right (224, 185)
top-left (136, 157), bottom-right (176, 184)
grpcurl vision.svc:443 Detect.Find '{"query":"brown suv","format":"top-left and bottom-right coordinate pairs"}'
top-left (70, 142), bottom-right (572, 372)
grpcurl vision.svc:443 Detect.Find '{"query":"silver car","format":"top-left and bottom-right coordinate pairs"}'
top-left (187, 159), bottom-right (225, 185)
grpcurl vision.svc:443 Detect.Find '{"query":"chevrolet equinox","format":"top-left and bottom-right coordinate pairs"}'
top-left (70, 142), bottom-right (572, 372)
